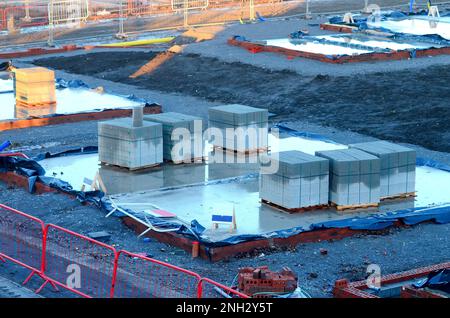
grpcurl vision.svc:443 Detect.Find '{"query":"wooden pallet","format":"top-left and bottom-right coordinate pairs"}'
top-left (213, 146), bottom-right (269, 155)
top-left (381, 192), bottom-right (416, 201)
top-left (261, 199), bottom-right (329, 214)
top-left (100, 162), bottom-right (161, 171)
top-left (16, 100), bottom-right (57, 108)
top-left (165, 157), bottom-right (205, 165)
top-left (331, 202), bottom-right (379, 212)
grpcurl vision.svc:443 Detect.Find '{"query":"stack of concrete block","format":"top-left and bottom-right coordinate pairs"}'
top-left (315, 149), bottom-right (381, 207)
top-left (144, 112), bottom-right (204, 163)
top-left (349, 141), bottom-right (416, 198)
top-left (208, 104), bottom-right (268, 153)
top-left (98, 114), bottom-right (163, 170)
top-left (259, 150), bottom-right (329, 209)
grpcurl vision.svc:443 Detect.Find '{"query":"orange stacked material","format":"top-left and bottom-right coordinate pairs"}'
top-left (13, 67), bottom-right (56, 106)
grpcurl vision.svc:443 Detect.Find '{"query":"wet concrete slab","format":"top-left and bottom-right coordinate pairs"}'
top-left (38, 133), bottom-right (450, 242)
top-left (367, 16), bottom-right (450, 40)
top-left (263, 33), bottom-right (444, 57)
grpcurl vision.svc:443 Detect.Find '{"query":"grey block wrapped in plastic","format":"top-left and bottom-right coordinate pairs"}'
top-left (144, 112), bottom-right (205, 162)
top-left (209, 104), bottom-right (268, 152)
top-left (316, 148), bottom-right (381, 206)
top-left (98, 118), bottom-right (163, 170)
top-left (349, 141), bottom-right (416, 198)
top-left (259, 150), bottom-right (329, 209)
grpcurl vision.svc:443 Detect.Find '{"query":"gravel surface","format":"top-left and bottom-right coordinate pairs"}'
top-left (0, 183), bottom-right (448, 298)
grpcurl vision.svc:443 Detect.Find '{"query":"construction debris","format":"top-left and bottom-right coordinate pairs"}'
top-left (237, 266), bottom-right (298, 298)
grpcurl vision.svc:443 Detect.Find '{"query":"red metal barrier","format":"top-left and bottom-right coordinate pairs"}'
top-left (112, 250), bottom-right (202, 298)
top-left (0, 152), bottom-right (29, 159)
top-left (41, 224), bottom-right (117, 298)
top-left (0, 203), bottom-right (248, 298)
top-left (0, 204), bottom-right (55, 290)
top-left (0, 8), bottom-right (5, 31)
top-left (199, 277), bottom-right (250, 298)
top-left (4, 5), bottom-right (49, 30)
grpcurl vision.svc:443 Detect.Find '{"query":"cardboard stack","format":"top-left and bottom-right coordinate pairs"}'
top-left (259, 150), bottom-right (329, 209)
top-left (143, 112), bottom-right (204, 163)
top-left (98, 118), bottom-right (163, 170)
top-left (315, 149), bottom-right (381, 207)
top-left (349, 141), bottom-right (416, 198)
top-left (208, 104), bottom-right (268, 153)
top-left (13, 67), bottom-right (56, 106)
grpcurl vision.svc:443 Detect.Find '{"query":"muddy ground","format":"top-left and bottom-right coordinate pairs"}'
top-left (34, 51), bottom-right (450, 153)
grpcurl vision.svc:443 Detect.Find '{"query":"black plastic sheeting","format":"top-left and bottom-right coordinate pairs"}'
top-left (414, 269), bottom-right (450, 294)
top-left (1, 125), bottom-right (450, 251)
top-left (0, 154), bottom-right (105, 207)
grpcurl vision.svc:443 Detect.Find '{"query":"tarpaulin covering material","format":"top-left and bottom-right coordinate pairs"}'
top-left (2, 126), bottom-right (450, 248)
top-left (328, 10), bottom-right (450, 43)
top-left (414, 269), bottom-right (450, 294)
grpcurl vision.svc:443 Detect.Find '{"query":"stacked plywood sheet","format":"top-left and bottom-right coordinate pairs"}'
top-left (208, 104), bottom-right (268, 153)
top-left (98, 118), bottom-right (163, 170)
top-left (13, 67), bottom-right (56, 106)
top-left (315, 149), bottom-right (381, 207)
top-left (349, 141), bottom-right (416, 198)
top-left (259, 150), bottom-right (329, 210)
top-left (143, 112), bottom-right (204, 163)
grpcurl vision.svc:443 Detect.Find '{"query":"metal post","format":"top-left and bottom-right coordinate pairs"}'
top-left (363, 0), bottom-right (369, 13)
top-left (305, 0), bottom-right (312, 19)
top-left (183, 0), bottom-right (189, 28)
top-left (249, 0), bottom-right (255, 21)
top-left (48, 0), bottom-right (54, 47)
top-left (24, 0), bottom-right (31, 22)
top-left (116, 0), bottom-right (126, 39)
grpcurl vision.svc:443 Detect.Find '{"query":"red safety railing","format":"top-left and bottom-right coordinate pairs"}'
top-left (0, 204), bottom-right (55, 291)
top-left (199, 277), bottom-right (250, 298)
top-left (112, 250), bottom-right (202, 298)
top-left (0, 202), bottom-right (248, 298)
top-left (3, 5), bottom-right (49, 30)
top-left (0, 152), bottom-right (30, 159)
top-left (42, 224), bottom-right (117, 298)
top-left (0, 8), bottom-right (5, 31)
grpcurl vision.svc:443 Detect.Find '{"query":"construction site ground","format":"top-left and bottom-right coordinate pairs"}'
top-left (1, 2), bottom-right (450, 298)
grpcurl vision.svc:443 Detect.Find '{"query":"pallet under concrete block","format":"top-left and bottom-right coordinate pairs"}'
top-left (380, 192), bottom-right (416, 201)
top-left (330, 202), bottom-right (379, 212)
top-left (100, 161), bottom-right (161, 172)
top-left (261, 199), bottom-right (329, 214)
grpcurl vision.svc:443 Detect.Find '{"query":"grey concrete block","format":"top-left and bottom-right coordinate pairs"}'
top-left (316, 149), bottom-right (380, 206)
top-left (98, 118), bottom-right (163, 170)
top-left (209, 104), bottom-right (268, 126)
top-left (144, 112), bottom-right (205, 161)
top-left (350, 141), bottom-right (416, 197)
top-left (259, 151), bottom-right (329, 209)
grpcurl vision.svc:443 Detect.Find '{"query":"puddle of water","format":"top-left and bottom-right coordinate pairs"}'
top-left (0, 79), bottom-right (13, 93)
top-left (0, 80), bottom-right (141, 121)
top-left (367, 17), bottom-right (450, 40)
